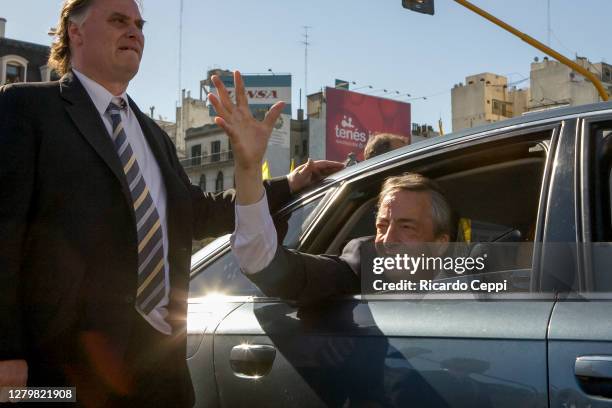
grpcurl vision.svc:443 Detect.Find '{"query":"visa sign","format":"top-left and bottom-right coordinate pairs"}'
top-left (225, 88), bottom-right (285, 102)
top-left (208, 74), bottom-right (292, 115)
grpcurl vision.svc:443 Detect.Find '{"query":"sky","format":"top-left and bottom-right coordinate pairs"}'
top-left (2, 0), bottom-right (612, 131)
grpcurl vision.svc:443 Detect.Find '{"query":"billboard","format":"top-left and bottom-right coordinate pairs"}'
top-left (209, 74), bottom-right (292, 149)
top-left (325, 87), bottom-right (411, 162)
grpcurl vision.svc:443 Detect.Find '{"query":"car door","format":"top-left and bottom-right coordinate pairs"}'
top-left (190, 189), bottom-right (334, 407)
top-left (548, 115), bottom-right (612, 407)
top-left (213, 122), bottom-right (565, 407)
top-left (187, 234), bottom-right (254, 408)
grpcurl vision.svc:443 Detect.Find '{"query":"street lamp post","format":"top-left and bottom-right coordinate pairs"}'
top-left (402, 0), bottom-right (610, 101)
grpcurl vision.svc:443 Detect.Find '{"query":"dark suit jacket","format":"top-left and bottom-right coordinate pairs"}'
top-left (247, 237), bottom-right (372, 305)
top-left (0, 73), bottom-right (291, 401)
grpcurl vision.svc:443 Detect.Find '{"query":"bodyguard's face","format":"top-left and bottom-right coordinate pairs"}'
top-left (69, 0), bottom-right (145, 91)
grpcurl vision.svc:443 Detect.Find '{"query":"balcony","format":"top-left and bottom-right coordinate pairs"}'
top-left (180, 150), bottom-right (234, 170)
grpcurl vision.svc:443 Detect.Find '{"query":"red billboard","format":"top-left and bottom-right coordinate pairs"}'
top-left (325, 87), bottom-right (411, 162)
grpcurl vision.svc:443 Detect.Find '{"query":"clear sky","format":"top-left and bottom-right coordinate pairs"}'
top-left (2, 0), bottom-right (611, 131)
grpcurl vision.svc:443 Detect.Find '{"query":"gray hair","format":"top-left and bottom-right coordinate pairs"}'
top-left (377, 173), bottom-right (452, 238)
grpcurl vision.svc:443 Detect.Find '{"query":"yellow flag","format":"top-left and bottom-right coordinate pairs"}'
top-left (289, 158), bottom-right (295, 172)
top-left (458, 217), bottom-right (471, 243)
top-left (262, 160), bottom-right (271, 180)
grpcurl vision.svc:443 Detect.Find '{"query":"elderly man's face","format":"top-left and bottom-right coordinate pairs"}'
top-left (70, 0), bottom-right (145, 89)
top-left (375, 189), bottom-right (448, 250)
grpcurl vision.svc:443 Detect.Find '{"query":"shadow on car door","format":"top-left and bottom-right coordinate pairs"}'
top-left (213, 296), bottom-right (554, 407)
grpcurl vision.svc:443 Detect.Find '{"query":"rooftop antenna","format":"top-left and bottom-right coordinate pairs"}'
top-left (301, 26), bottom-right (311, 111)
top-left (547, 0), bottom-right (551, 47)
top-left (178, 0), bottom-right (184, 104)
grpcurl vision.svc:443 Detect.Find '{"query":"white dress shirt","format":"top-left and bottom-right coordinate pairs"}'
top-left (73, 69), bottom-right (172, 335)
top-left (230, 193), bottom-right (278, 274)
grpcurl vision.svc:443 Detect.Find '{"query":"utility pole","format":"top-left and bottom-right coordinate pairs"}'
top-left (403, 0), bottom-right (609, 101)
top-left (547, 0), bottom-right (551, 47)
top-left (178, 0), bottom-right (184, 104)
top-left (302, 26), bottom-right (311, 112)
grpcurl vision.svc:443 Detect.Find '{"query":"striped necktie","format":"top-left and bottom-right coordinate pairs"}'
top-left (107, 97), bottom-right (166, 316)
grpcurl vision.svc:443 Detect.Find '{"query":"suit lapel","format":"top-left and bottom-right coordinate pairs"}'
top-left (129, 98), bottom-right (173, 177)
top-left (60, 73), bottom-right (133, 207)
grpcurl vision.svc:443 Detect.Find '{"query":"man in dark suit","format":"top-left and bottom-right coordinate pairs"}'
top-left (205, 59), bottom-right (453, 306)
top-left (0, 0), bottom-right (341, 405)
top-left (228, 171), bottom-right (454, 305)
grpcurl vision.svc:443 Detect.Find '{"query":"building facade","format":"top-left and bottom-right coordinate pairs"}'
top-left (452, 57), bottom-right (612, 132)
top-left (451, 73), bottom-right (529, 132)
top-left (175, 89), bottom-right (214, 157)
top-left (0, 18), bottom-right (58, 85)
top-left (290, 109), bottom-right (309, 167)
top-left (182, 124), bottom-right (234, 193)
top-left (411, 123), bottom-right (440, 144)
top-left (528, 57), bottom-right (612, 111)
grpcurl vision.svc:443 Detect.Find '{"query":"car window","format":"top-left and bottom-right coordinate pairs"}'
top-left (315, 131), bottom-right (552, 295)
top-left (585, 124), bottom-right (612, 291)
top-left (280, 196), bottom-right (328, 249)
top-left (189, 194), bottom-right (328, 298)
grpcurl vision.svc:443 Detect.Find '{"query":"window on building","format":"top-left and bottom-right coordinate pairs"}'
top-left (492, 99), bottom-right (513, 117)
top-left (5, 62), bottom-right (25, 84)
top-left (211, 141), bottom-right (221, 162)
top-left (199, 174), bottom-right (206, 192)
top-left (191, 144), bottom-right (201, 166)
top-left (228, 142), bottom-right (233, 160)
top-left (215, 171), bottom-right (224, 192)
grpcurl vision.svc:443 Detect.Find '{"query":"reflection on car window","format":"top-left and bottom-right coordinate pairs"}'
top-left (189, 196), bottom-right (326, 298)
top-left (278, 196), bottom-right (326, 249)
top-left (189, 250), bottom-right (261, 298)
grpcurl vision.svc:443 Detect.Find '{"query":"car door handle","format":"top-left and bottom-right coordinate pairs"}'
top-left (230, 344), bottom-right (276, 379)
top-left (575, 356), bottom-right (612, 398)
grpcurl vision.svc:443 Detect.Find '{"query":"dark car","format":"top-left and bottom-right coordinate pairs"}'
top-left (186, 102), bottom-right (612, 407)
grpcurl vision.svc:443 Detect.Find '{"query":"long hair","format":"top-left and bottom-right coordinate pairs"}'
top-left (47, 0), bottom-right (95, 76)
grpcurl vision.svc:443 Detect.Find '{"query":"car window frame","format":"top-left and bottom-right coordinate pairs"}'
top-left (297, 122), bottom-right (562, 299)
top-left (577, 114), bottom-right (612, 294)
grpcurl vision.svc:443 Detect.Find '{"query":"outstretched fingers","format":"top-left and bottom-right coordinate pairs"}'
top-left (214, 116), bottom-right (236, 142)
top-left (211, 75), bottom-right (235, 115)
top-left (234, 71), bottom-right (249, 109)
top-left (263, 101), bottom-right (286, 129)
top-left (208, 93), bottom-right (230, 119)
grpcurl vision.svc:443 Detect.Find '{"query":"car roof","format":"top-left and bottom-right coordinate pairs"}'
top-left (192, 102), bottom-right (612, 268)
